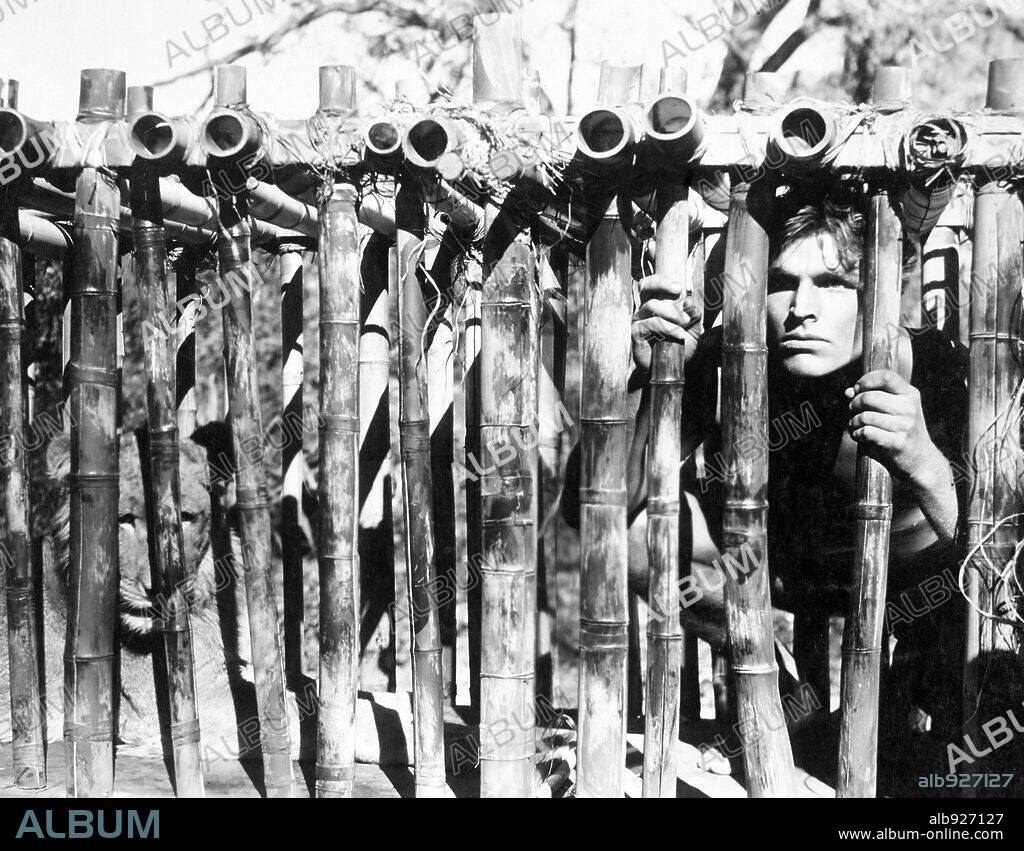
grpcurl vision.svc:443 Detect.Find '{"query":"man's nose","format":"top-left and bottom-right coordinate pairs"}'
top-left (790, 276), bottom-right (819, 319)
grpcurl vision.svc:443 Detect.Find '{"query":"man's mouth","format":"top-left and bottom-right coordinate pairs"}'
top-left (779, 335), bottom-right (830, 351)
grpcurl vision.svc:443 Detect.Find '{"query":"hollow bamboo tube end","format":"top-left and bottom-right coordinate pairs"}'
top-left (129, 111), bottom-right (190, 162)
top-left (644, 94), bottom-right (703, 160)
top-left (658, 66), bottom-right (687, 95)
top-left (395, 77), bottom-right (429, 106)
top-left (768, 100), bottom-right (837, 172)
top-left (472, 12), bottom-right (524, 106)
top-left (597, 61), bottom-right (643, 106)
top-left (214, 65), bottom-right (247, 107)
top-left (986, 59), bottom-right (1024, 110)
top-left (403, 116), bottom-right (460, 169)
top-left (871, 66), bottom-right (912, 107)
top-left (126, 85), bottom-right (154, 118)
top-left (0, 79), bottom-right (18, 109)
top-left (77, 69), bottom-right (126, 120)
top-left (364, 120), bottom-right (402, 157)
top-left (576, 106), bottom-right (635, 165)
top-left (319, 65), bottom-right (357, 115)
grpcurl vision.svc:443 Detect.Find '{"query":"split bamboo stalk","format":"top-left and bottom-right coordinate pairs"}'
top-left (279, 240), bottom-right (306, 680)
top-left (837, 186), bottom-right (902, 798)
top-left (210, 66), bottom-right (293, 799)
top-left (963, 59), bottom-right (1024, 760)
top-left (577, 196), bottom-right (632, 798)
top-left (1, 172), bottom-right (45, 789)
top-left (315, 181), bottom-right (361, 798)
top-left (720, 179), bottom-right (795, 797)
top-left (175, 243), bottom-right (199, 439)
top-left (396, 172), bottom-right (446, 797)
top-left (358, 232), bottom-right (396, 692)
top-left (426, 229), bottom-right (462, 705)
top-left (130, 165), bottom-right (205, 798)
top-left (642, 180), bottom-right (688, 798)
top-left (64, 68), bottom-right (124, 799)
top-left (680, 232), bottom-right (705, 724)
top-left (466, 263), bottom-right (483, 713)
top-left (536, 244), bottom-right (568, 703)
top-left (478, 209), bottom-right (539, 798)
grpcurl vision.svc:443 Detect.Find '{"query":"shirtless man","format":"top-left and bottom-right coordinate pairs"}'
top-left (563, 183), bottom-right (969, 790)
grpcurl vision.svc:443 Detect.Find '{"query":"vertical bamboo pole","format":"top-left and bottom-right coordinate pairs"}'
top-left (478, 210), bottom-right (538, 797)
top-left (175, 244), bottom-right (199, 439)
top-left (396, 172), bottom-right (446, 797)
top-left (64, 69), bottom-right (124, 799)
top-left (315, 183), bottom-right (361, 798)
top-left (837, 185), bottom-right (902, 798)
top-left (721, 177), bottom-right (795, 797)
top-left (577, 197), bottom-right (631, 798)
top-left (358, 232), bottom-right (396, 693)
top-left (575, 64), bottom-right (640, 800)
top-left (426, 233), bottom-right (459, 705)
top-left (315, 64), bottom-right (361, 799)
top-left (964, 58), bottom-right (1024, 757)
top-left (680, 229), bottom-right (705, 724)
top-left (279, 239), bottom-right (306, 680)
top-left (642, 179), bottom-right (688, 797)
top-left (466, 269), bottom-right (483, 713)
top-left (536, 243), bottom-right (568, 705)
top-left (209, 66), bottom-right (293, 798)
top-left (471, 13), bottom-right (537, 796)
top-left (130, 160), bottom-right (206, 798)
top-left (0, 78), bottom-right (45, 788)
top-left (466, 12), bottom-right (526, 716)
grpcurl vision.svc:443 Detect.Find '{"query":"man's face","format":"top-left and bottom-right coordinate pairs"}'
top-left (766, 232), bottom-right (863, 378)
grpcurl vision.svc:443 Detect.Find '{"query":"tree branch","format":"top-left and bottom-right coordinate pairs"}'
top-left (152, 0), bottom-right (439, 89)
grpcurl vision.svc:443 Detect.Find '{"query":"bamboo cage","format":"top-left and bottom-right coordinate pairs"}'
top-left (3, 11), bottom-right (1024, 802)
top-left (0, 77), bottom-right (45, 791)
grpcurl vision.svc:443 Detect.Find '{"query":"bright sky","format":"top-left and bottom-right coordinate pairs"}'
top-left (0, 0), bottom-right (338, 117)
top-left (0, 0), bottom-right (815, 119)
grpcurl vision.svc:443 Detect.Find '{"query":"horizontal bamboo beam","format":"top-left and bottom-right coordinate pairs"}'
top-left (8, 104), bottom-right (1024, 172)
top-left (16, 178), bottom-right (305, 247)
top-left (18, 212), bottom-right (71, 256)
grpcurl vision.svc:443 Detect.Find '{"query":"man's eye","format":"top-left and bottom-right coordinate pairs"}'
top-left (767, 274), bottom-right (796, 294)
top-left (820, 275), bottom-right (860, 290)
top-left (119, 513), bottom-right (135, 526)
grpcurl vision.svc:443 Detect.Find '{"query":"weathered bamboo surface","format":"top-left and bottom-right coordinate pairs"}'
top-left (279, 241), bottom-right (306, 681)
top-left (536, 244), bottom-right (568, 703)
top-left (478, 208), bottom-right (538, 798)
top-left (0, 197), bottom-right (45, 789)
top-left (316, 183), bottom-right (361, 799)
top-left (130, 168), bottom-right (205, 798)
top-left (577, 196), bottom-right (632, 799)
top-left (174, 244), bottom-right (199, 439)
top-left (426, 229), bottom-right (461, 705)
top-left (720, 181), bottom-right (794, 798)
top-left (466, 273), bottom-right (483, 713)
top-left (964, 179), bottom-right (1022, 746)
top-left (642, 181), bottom-right (688, 798)
top-left (215, 180), bottom-right (293, 798)
top-left (65, 166), bottom-right (120, 798)
top-left (358, 232), bottom-right (396, 692)
top-left (396, 175), bottom-right (446, 797)
top-left (837, 187), bottom-right (901, 798)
